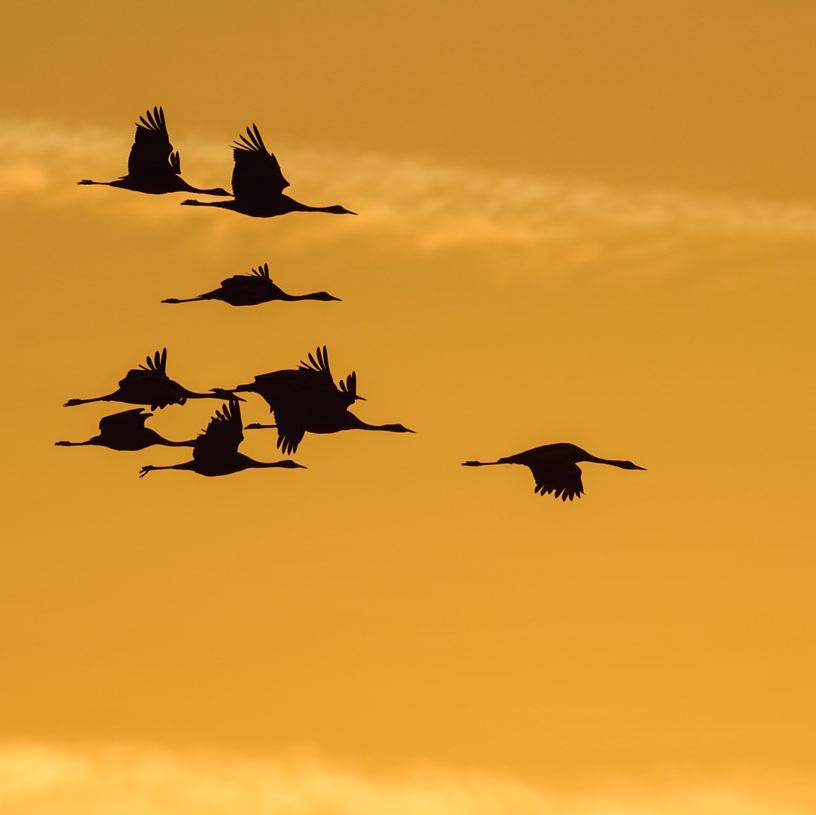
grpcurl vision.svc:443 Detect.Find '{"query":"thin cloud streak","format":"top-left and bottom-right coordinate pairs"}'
top-left (0, 743), bottom-right (814, 815)
top-left (3, 117), bottom-right (816, 253)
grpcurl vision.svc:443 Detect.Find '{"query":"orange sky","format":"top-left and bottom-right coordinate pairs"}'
top-left (1, 1), bottom-right (815, 812)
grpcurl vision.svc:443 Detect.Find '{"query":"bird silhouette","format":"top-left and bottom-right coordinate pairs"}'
top-left (162, 262), bottom-right (341, 307)
top-left (181, 124), bottom-right (356, 217)
top-left (77, 106), bottom-right (229, 196)
top-left (64, 348), bottom-right (235, 410)
top-left (139, 398), bottom-right (304, 478)
top-left (221, 345), bottom-right (413, 454)
top-left (55, 408), bottom-right (195, 451)
top-left (462, 442), bottom-right (645, 501)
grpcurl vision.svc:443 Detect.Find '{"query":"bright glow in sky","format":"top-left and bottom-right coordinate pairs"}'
top-left (1, 2), bottom-right (815, 811)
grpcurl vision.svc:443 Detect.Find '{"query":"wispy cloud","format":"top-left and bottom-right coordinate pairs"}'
top-left (0, 743), bottom-right (814, 815)
top-left (3, 116), bottom-right (816, 254)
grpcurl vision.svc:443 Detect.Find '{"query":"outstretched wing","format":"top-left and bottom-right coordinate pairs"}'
top-left (231, 124), bottom-right (289, 201)
top-left (98, 408), bottom-right (152, 435)
top-left (530, 461), bottom-right (584, 502)
top-left (194, 398), bottom-right (243, 465)
top-left (118, 348), bottom-right (168, 387)
top-left (128, 107), bottom-right (178, 177)
top-left (272, 409), bottom-right (306, 455)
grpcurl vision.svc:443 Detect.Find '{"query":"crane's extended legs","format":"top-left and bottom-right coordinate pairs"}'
top-left (64, 395), bottom-right (112, 407)
top-left (139, 463), bottom-right (190, 478)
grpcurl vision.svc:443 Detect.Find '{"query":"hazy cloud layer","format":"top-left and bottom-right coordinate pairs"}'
top-left (3, 117), bottom-right (816, 255)
top-left (0, 743), bottom-right (814, 815)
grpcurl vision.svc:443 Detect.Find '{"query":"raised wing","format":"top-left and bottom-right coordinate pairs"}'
top-left (128, 107), bottom-right (178, 177)
top-left (338, 370), bottom-right (359, 400)
top-left (231, 124), bottom-right (289, 202)
top-left (118, 348), bottom-right (168, 387)
top-left (98, 408), bottom-right (152, 435)
top-left (530, 461), bottom-right (584, 502)
top-left (297, 345), bottom-right (336, 388)
top-left (243, 348), bottom-right (341, 415)
top-left (194, 398), bottom-right (243, 465)
top-left (217, 262), bottom-right (275, 293)
top-left (250, 263), bottom-right (271, 280)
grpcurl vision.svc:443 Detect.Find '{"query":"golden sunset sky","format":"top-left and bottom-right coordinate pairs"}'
top-left (2, 1), bottom-right (815, 812)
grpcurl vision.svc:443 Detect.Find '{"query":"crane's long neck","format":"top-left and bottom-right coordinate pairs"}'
top-left (295, 204), bottom-right (337, 213)
top-left (581, 454), bottom-right (631, 469)
top-left (285, 196), bottom-right (352, 215)
top-left (346, 415), bottom-right (407, 433)
top-left (55, 438), bottom-right (97, 446)
top-left (181, 181), bottom-right (230, 196)
top-left (183, 388), bottom-right (233, 401)
top-left (157, 436), bottom-right (197, 447)
top-left (462, 458), bottom-right (513, 467)
top-left (278, 291), bottom-right (329, 302)
top-left (77, 179), bottom-right (112, 186)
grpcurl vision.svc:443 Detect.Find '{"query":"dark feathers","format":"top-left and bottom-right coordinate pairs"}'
top-left (231, 124), bottom-right (289, 201)
top-left (128, 106), bottom-right (177, 178)
top-left (193, 398), bottom-right (243, 466)
top-left (97, 407), bottom-right (152, 436)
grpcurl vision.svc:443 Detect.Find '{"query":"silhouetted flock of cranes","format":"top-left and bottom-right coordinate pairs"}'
top-left (61, 106), bottom-right (645, 500)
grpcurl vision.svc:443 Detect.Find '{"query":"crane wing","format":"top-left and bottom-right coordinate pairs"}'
top-left (118, 348), bottom-right (168, 387)
top-left (128, 107), bottom-right (178, 177)
top-left (248, 347), bottom-right (339, 408)
top-left (296, 345), bottom-right (337, 389)
top-left (272, 409), bottom-right (306, 455)
top-left (193, 398), bottom-right (243, 465)
top-left (530, 461), bottom-right (584, 501)
top-left (217, 263), bottom-right (276, 293)
top-left (98, 408), bottom-right (151, 435)
top-left (250, 263), bottom-right (272, 280)
top-left (231, 124), bottom-right (289, 201)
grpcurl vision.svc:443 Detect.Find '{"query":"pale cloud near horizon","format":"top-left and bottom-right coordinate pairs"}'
top-left (2, 116), bottom-right (816, 257)
top-left (0, 743), bottom-right (814, 815)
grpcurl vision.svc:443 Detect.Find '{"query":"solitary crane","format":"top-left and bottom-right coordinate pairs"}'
top-left (139, 398), bottom-right (304, 478)
top-left (78, 106), bottom-right (229, 196)
top-left (55, 408), bottom-right (194, 451)
top-left (223, 345), bottom-right (413, 454)
top-left (64, 348), bottom-right (234, 410)
top-left (462, 442), bottom-right (645, 501)
top-left (181, 124), bottom-right (356, 217)
top-left (162, 262), bottom-right (341, 307)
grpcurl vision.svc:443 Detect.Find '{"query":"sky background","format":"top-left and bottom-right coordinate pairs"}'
top-left (1, 1), bottom-right (815, 812)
